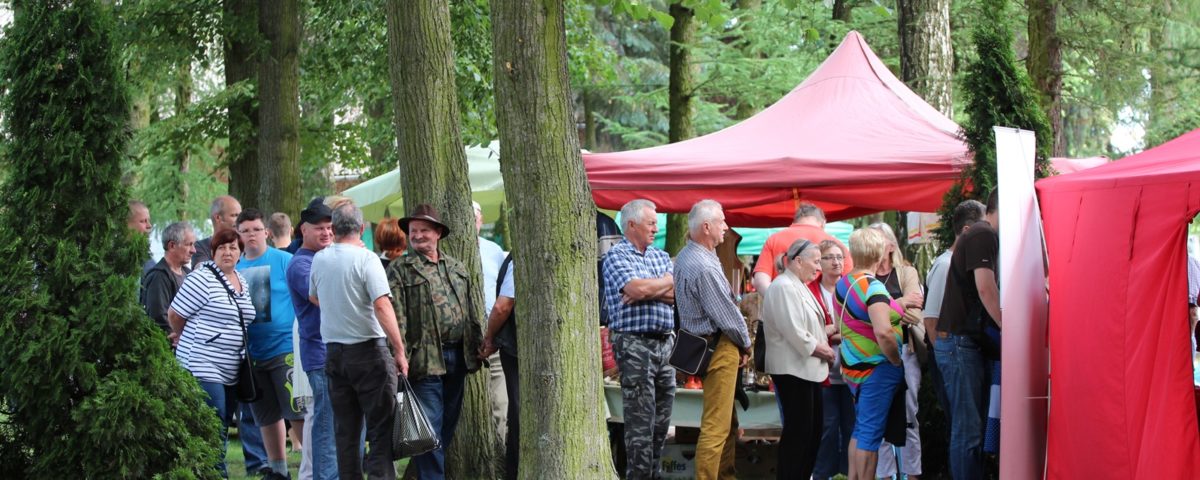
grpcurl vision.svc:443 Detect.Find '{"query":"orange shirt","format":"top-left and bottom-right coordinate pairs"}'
top-left (752, 224), bottom-right (853, 280)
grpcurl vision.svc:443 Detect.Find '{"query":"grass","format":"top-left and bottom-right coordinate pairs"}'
top-left (224, 427), bottom-right (408, 479)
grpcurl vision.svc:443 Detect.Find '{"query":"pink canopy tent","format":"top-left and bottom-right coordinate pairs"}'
top-left (584, 31), bottom-right (971, 227)
top-left (1037, 128), bottom-right (1200, 479)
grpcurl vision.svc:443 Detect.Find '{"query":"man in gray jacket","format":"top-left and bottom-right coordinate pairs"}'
top-left (140, 221), bottom-right (195, 334)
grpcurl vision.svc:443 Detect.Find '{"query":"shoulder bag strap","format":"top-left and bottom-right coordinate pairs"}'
top-left (205, 263), bottom-right (251, 353)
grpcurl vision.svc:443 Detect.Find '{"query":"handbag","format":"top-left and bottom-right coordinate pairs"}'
top-left (668, 329), bottom-right (716, 376)
top-left (392, 374), bottom-right (440, 459)
top-left (205, 263), bottom-right (260, 403)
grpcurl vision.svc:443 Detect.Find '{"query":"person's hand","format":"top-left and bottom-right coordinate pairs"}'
top-left (901, 308), bottom-right (923, 326)
top-left (739, 353), bottom-right (750, 367)
top-left (901, 290), bottom-right (924, 309)
top-left (813, 344), bottom-right (836, 363)
top-left (478, 337), bottom-right (497, 360)
top-left (168, 331), bottom-right (181, 348)
top-left (621, 293), bottom-right (635, 305)
top-left (395, 350), bottom-right (409, 377)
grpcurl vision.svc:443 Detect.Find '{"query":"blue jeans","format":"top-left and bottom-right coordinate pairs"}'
top-left (198, 381), bottom-right (237, 478)
top-left (813, 384), bottom-right (855, 479)
top-left (411, 346), bottom-right (468, 480)
top-left (239, 402), bottom-right (267, 474)
top-left (935, 334), bottom-right (986, 480)
top-left (306, 368), bottom-right (339, 480)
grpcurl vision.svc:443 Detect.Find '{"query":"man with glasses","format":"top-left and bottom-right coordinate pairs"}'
top-left (237, 208), bottom-right (301, 480)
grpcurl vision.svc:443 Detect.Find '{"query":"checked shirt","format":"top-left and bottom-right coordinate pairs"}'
top-left (602, 239), bottom-right (674, 333)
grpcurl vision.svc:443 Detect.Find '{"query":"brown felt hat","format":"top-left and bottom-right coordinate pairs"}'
top-left (398, 203), bottom-right (450, 238)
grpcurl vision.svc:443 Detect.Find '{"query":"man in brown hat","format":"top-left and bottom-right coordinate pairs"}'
top-left (387, 203), bottom-right (482, 480)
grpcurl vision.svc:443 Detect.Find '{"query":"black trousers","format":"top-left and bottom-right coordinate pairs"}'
top-left (500, 349), bottom-right (520, 480)
top-left (326, 339), bottom-right (398, 480)
top-left (774, 374), bottom-right (823, 480)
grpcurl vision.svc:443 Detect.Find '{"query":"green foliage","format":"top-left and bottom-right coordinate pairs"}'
top-left (934, 0), bottom-right (1052, 245)
top-left (0, 2), bottom-right (222, 477)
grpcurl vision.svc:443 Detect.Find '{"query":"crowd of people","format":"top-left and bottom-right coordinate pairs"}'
top-left (128, 185), bottom-right (1017, 480)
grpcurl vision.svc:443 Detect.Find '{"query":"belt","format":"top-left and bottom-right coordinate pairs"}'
top-left (326, 338), bottom-right (387, 353)
top-left (625, 331), bottom-right (673, 342)
top-left (442, 341), bottom-right (464, 349)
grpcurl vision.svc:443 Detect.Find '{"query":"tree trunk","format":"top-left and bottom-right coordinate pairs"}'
top-left (366, 97), bottom-right (393, 168)
top-left (664, 2), bottom-right (696, 256)
top-left (491, 0), bottom-right (617, 478)
top-left (256, 0), bottom-right (302, 219)
top-left (833, 0), bottom-right (854, 22)
top-left (224, 0), bottom-right (258, 204)
top-left (734, 0), bottom-right (763, 121)
top-left (175, 66), bottom-right (193, 220)
top-left (1026, 0), bottom-right (1064, 156)
top-left (385, 1), bottom-right (501, 478)
top-left (897, 0), bottom-right (953, 116)
top-left (1147, 0), bottom-right (1173, 143)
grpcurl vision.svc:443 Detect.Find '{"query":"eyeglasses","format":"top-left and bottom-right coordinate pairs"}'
top-left (821, 255), bottom-right (844, 262)
top-left (238, 227), bottom-right (266, 235)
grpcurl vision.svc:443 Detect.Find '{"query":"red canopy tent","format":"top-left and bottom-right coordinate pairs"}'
top-left (1036, 128), bottom-right (1200, 479)
top-left (583, 31), bottom-right (970, 227)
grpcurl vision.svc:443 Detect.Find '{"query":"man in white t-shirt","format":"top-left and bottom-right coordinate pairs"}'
top-left (474, 201), bottom-right (510, 441)
top-left (310, 201), bottom-right (407, 480)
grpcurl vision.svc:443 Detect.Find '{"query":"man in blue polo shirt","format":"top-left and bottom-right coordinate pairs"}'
top-left (601, 199), bottom-right (676, 480)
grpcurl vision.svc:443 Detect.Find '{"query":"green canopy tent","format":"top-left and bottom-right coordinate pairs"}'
top-left (342, 141), bottom-right (506, 224)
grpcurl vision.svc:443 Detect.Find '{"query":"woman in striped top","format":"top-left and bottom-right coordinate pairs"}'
top-left (833, 227), bottom-right (904, 480)
top-left (168, 228), bottom-right (256, 477)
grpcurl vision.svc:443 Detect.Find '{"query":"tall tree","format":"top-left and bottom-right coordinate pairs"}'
top-left (664, 2), bottom-right (696, 256)
top-left (491, 0), bottom-right (617, 477)
top-left (1027, 0), bottom-right (1064, 156)
top-left (224, 0), bottom-right (259, 205)
top-left (0, 1), bottom-right (221, 477)
top-left (256, 0), bottom-right (302, 218)
top-left (174, 67), bottom-right (194, 220)
top-left (384, 0), bottom-right (501, 477)
top-left (898, 0), bottom-right (953, 116)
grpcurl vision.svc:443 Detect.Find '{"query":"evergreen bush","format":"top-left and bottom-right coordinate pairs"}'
top-left (934, 0), bottom-right (1053, 245)
top-left (0, 2), bottom-right (221, 478)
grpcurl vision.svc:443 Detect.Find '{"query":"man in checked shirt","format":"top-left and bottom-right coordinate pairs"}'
top-left (602, 199), bottom-right (677, 480)
top-left (674, 199), bottom-right (752, 480)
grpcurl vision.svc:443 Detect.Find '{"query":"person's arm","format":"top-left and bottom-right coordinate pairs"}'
top-left (975, 267), bottom-right (1002, 328)
top-left (621, 275), bottom-right (674, 303)
top-left (142, 272), bottom-right (172, 326)
top-left (868, 302), bottom-right (902, 365)
top-left (167, 308), bottom-right (186, 346)
top-left (762, 284), bottom-right (833, 362)
top-left (698, 269), bottom-right (752, 350)
top-left (751, 272), bottom-right (772, 295)
top-left (480, 296), bottom-right (514, 359)
top-left (374, 295), bottom-right (408, 376)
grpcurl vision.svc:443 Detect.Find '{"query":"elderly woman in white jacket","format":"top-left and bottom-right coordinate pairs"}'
top-left (762, 238), bottom-right (837, 480)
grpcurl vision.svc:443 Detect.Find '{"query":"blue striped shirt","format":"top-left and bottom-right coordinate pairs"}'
top-left (601, 239), bottom-right (674, 333)
top-left (674, 241), bottom-right (750, 349)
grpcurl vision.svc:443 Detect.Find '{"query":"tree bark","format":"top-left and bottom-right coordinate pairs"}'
top-left (256, 0), bottom-right (302, 219)
top-left (385, 1), bottom-right (501, 478)
top-left (224, 0), bottom-right (258, 204)
top-left (1026, 0), bottom-right (1064, 156)
top-left (490, 0), bottom-right (617, 478)
top-left (175, 66), bottom-right (193, 220)
top-left (897, 0), bottom-right (953, 117)
top-left (664, 2), bottom-right (696, 256)
top-left (833, 0), bottom-right (854, 22)
top-left (734, 0), bottom-right (763, 121)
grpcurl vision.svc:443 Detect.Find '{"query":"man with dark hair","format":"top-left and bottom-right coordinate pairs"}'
top-left (286, 197), bottom-right (337, 480)
top-left (140, 221), bottom-right (195, 334)
top-left (311, 200), bottom-right (407, 480)
top-left (387, 203), bottom-right (482, 480)
top-left (935, 190), bottom-right (1001, 480)
top-left (752, 202), bottom-right (852, 293)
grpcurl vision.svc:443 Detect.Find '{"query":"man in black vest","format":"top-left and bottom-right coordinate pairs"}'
top-left (479, 254), bottom-right (518, 480)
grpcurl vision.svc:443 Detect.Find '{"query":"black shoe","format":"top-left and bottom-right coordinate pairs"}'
top-left (258, 468), bottom-right (289, 480)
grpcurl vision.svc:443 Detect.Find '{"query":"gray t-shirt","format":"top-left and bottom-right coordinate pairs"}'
top-left (310, 243), bottom-right (392, 344)
top-left (923, 249), bottom-right (953, 320)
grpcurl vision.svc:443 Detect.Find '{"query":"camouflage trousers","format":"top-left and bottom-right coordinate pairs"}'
top-left (612, 331), bottom-right (677, 480)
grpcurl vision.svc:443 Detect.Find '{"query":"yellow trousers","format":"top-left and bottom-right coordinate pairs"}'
top-left (695, 336), bottom-right (740, 480)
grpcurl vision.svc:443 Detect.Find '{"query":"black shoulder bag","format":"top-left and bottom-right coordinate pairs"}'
top-left (205, 264), bottom-right (260, 403)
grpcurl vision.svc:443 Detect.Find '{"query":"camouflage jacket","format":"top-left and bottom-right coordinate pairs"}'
top-left (386, 250), bottom-right (482, 379)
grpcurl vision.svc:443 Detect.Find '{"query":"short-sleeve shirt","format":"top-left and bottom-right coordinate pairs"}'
top-left (938, 221), bottom-right (999, 335)
top-left (479, 237), bottom-right (507, 316)
top-left (923, 250), bottom-right (953, 320)
top-left (835, 272), bottom-right (904, 388)
top-left (753, 224), bottom-right (853, 279)
top-left (172, 262), bottom-right (256, 385)
top-left (287, 247), bottom-right (325, 370)
top-left (311, 243), bottom-right (392, 345)
top-left (237, 248), bottom-right (296, 360)
top-left (602, 239), bottom-right (674, 333)
top-left (495, 255), bottom-right (518, 355)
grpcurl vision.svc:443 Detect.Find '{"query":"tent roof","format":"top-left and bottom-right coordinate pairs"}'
top-left (583, 31), bottom-right (970, 227)
top-left (342, 141), bottom-right (504, 223)
top-left (1049, 156), bottom-right (1108, 175)
top-left (1036, 127), bottom-right (1200, 478)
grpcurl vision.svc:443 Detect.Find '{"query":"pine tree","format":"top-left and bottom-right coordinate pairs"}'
top-left (0, 2), bottom-right (222, 478)
top-left (935, 0), bottom-right (1053, 245)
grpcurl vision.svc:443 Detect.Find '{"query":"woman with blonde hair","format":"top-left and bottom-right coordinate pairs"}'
top-left (836, 227), bottom-right (906, 480)
top-left (866, 222), bottom-right (926, 479)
